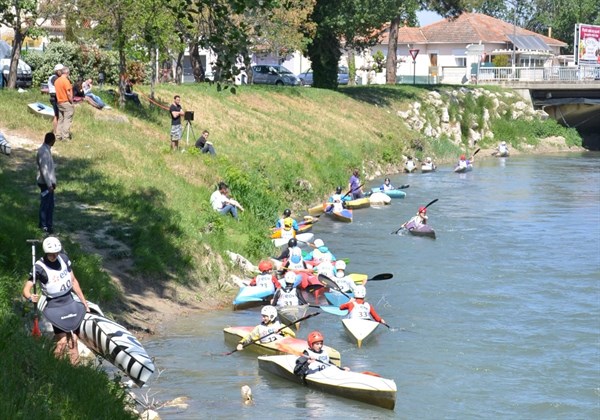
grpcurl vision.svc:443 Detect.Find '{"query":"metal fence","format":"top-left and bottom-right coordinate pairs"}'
top-left (475, 65), bottom-right (600, 83)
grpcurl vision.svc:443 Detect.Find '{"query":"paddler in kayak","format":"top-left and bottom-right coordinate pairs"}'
top-left (304, 239), bottom-right (336, 264)
top-left (271, 272), bottom-right (307, 307)
top-left (22, 237), bottom-right (90, 365)
top-left (249, 260), bottom-right (281, 292)
top-left (236, 305), bottom-right (295, 351)
top-left (379, 177), bottom-right (395, 191)
top-left (457, 153), bottom-right (474, 169)
top-left (401, 206), bottom-right (428, 229)
top-left (294, 331), bottom-right (349, 377)
top-left (332, 260), bottom-right (355, 293)
top-left (274, 238), bottom-right (300, 261)
top-left (275, 209), bottom-right (299, 233)
top-left (339, 286), bottom-right (386, 326)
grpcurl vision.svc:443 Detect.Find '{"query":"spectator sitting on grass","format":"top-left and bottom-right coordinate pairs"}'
top-left (195, 130), bottom-right (216, 155)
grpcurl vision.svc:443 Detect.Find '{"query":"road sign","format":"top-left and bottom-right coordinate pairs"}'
top-left (409, 49), bottom-right (420, 60)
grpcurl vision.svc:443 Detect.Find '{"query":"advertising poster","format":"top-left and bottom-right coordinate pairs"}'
top-left (575, 23), bottom-right (600, 65)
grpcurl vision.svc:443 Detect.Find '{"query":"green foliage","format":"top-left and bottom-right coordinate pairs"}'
top-left (0, 314), bottom-right (136, 419)
top-left (372, 50), bottom-right (386, 73)
top-left (492, 54), bottom-right (509, 67)
top-left (490, 116), bottom-right (582, 148)
top-left (24, 42), bottom-right (119, 87)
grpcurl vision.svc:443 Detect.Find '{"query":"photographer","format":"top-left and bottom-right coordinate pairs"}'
top-left (169, 95), bottom-right (185, 150)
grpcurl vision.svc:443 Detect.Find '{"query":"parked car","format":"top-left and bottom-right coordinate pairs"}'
top-left (0, 41), bottom-right (32, 88)
top-left (298, 66), bottom-right (356, 86)
top-left (251, 65), bottom-right (300, 86)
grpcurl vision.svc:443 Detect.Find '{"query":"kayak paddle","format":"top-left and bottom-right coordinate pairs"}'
top-left (391, 198), bottom-right (439, 235)
top-left (26, 239), bottom-right (42, 338)
top-left (223, 311), bottom-right (320, 356)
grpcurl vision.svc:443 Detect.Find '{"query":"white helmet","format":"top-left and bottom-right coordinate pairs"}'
top-left (354, 285), bottom-right (366, 299)
top-left (43, 237), bottom-right (62, 253)
top-left (501, 141), bottom-right (506, 145)
top-left (283, 271), bottom-right (297, 286)
top-left (426, 157), bottom-right (432, 163)
top-left (261, 305), bottom-right (278, 322)
top-left (316, 261), bottom-right (333, 276)
top-left (313, 239), bottom-right (324, 248)
top-left (335, 260), bottom-right (346, 271)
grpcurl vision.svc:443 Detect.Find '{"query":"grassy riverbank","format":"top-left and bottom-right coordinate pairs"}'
top-left (0, 83), bottom-right (582, 417)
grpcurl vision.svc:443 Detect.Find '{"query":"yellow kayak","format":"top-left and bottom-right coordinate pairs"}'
top-left (344, 197), bottom-right (371, 210)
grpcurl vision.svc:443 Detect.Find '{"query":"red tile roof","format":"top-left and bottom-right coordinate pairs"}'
top-left (380, 12), bottom-right (567, 48)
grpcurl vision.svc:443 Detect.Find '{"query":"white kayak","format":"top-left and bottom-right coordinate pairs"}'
top-left (369, 192), bottom-right (391, 205)
top-left (79, 311), bottom-right (155, 387)
top-left (342, 318), bottom-right (380, 348)
top-left (28, 102), bottom-right (54, 119)
top-left (258, 354), bottom-right (396, 410)
top-left (273, 232), bottom-right (314, 248)
top-left (0, 133), bottom-right (11, 156)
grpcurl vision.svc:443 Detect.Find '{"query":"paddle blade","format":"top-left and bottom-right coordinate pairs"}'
top-left (32, 316), bottom-right (41, 337)
top-left (398, 184), bottom-right (410, 189)
top-left (424, 198), bottom-right (439, 209)
top-left (368, 273), bottom-right (393, 281)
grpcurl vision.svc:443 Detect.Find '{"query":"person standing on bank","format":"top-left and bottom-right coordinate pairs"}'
top-left (22, 236), bottom-right (90, 365)
top-left (169, 95), bottom-right (185, 151)
top-left (48, 64), bottom-right (63, 134)
top-left (37, 132), bottom-right (57, 234)
top-left (54, 66), bottom-right (74, 141)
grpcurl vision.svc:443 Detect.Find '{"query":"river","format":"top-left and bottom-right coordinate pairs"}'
top-left (133, 153), bottom-right (599, 419)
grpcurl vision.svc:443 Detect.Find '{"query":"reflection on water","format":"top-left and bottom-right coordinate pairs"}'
top-left (134, 153), bottom-right (599, 419)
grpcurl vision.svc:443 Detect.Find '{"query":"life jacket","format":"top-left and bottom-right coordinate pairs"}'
top-left (281, 226), bottom-right (296, 240)
top-left (258, 322), bottom-right (282, 342)
top-left (304, 348), bottom-right (330, 372)
top-left (286, 258), bottom-right (306, 270)
top-left (313, 249), bottom-right (333, 264)
top-left (254, 273), bottom-right (275, 292)
top-left (277, 289), bottom-right (299, 306)
top-left (349, 301), bottom-right (372, 320)
top-left (36, 255), bottom-right (72, 299)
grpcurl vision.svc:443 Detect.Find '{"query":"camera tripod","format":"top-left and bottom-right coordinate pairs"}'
top-left (184, 119), bottom-right (196, 147)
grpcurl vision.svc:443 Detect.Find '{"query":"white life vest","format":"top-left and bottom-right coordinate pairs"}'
top-left (498, 144), bottom-right (508, 154)
top-left (254, 273), bottom-right (275, 292)
top-left (331, 201), bottom-right (344, 212)
top-left (349, 301), bottom-right (372, 320)
top-left (281, 227), bottom-right (295, 241)
top-left (382, 183), bottom-right (393, 191)
top-left (458, 160), bottom-right (468, 168)
top-left (405, 160), bottom-right (416, 171)
top-left (277, 289), bottom-right (299, 306)
top-left (312, 249), bottom-right (333, 264)
top-left (286, 259), bottom-right (305, 270)
top-left (36, 256), bottom-right (72, 298)
top-left (316, 261), bottom-right (334, 277)
top-left (335, 275), bottom-right (355, 293)
top-left (304, 348), bottom-right (330, 372)
top-left (258, 322), bottom-right (282, 343)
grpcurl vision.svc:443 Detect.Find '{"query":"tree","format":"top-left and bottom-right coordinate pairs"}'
top-left (384, 0), bottom-right (418, 84)
top-left (0, 0), bottom-right (55, 89)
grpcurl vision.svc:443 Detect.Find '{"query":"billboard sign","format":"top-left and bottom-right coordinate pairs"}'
top-left (574, 23), bottom-right (600, 65)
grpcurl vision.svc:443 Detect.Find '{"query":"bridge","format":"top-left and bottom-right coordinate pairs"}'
top-left (473, 66), bottom-right (600, 150)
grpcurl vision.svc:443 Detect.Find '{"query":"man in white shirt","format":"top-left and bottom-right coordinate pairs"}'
top-left (210, 182), bottom-right (243, 220)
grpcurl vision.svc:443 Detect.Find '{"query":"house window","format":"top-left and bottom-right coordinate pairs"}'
top-left (429, 53), bottom-right (438, 67)
top-left (455, 57), bottom-right (467, 67)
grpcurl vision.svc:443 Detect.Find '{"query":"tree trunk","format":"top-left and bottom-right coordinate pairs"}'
top-left (386, 16), bottom-right (401, 85)
top-left (189, 41), bottom-right (205, 82)
top-left (347, 50), bottom-right (356, 86)
top-left (7, 32), bottom-right (24, 89)
top-left (149, 46), bottom-right (156, 99)
top-left (175, 51), bottom-right (184, 84)
top-left (118, 48), bottom-right (126, 107)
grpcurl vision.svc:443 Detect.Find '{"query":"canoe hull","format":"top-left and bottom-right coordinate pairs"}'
top-left (369, 192), bottom-right (391, 205)
top-left (342, 318), bottom-right (380, 348)
top-left (404, 220), bottom-right (436, 239)
top-left (233, 286), bottom-right (274, 310)
top-left (79, 313), bottom-right (155, 387)
top-left (258, 355), bottom-right (396, 410)
top-left (370, 188), bottom-right (406, 199)
top-left (454, 164), bottom-right (473, 173)
top-left (224, 326), bottom-right (341, 365)
top-left (325, 207), bottom-right (353, 223)
top-left (271, 221), bottom-right (313, 239)
top-left (421, 164), bottom-right (436, 173)
top-left (344, 197), bottom-right (370, 210)
top-left (272, 232), bottom-right (314, 248)
top-left (28, 102), bottom-right (54, 119)
top-left (277, 305), bottom-right (309, 330)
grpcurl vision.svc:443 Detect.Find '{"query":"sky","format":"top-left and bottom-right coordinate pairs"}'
top-left (417, 10), bottom-right (444, 27)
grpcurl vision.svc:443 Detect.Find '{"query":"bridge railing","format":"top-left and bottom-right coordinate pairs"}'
top-left (476, 65), bottom-right (600, 83)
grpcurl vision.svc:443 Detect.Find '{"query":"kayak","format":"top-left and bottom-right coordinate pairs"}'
top-left (258, 355), bottom-right (396, 410)
top-left (404, 219), bottom-right (436, 239)
top-left (79, 311), bottom-right (155, 387)
top-left (454, 164), bottom-right (473, 173)
top-left (271, 220), bottom-right (314, 239)
top-left (324, 207), bottom-right (353, 223)
top-left (344, 197), bottom-right (370, 210)
top-left (421, 163), bottom-right (437, 173)
top-left (369, 192), bottom-right (391, 205)
top-left (233, 285), bottom-right (274, 310)
top-left (272, 232), bottom-right (314, 248)
top-left (27, 102), bottom-right (54, 119)
top-left (342, 318), bottom-right (380, 348)
top-left (494, 150), bottom-right (510, 157)
top-left (223, 326), bottom-right (341, 365)
top-left (370, 188), bottom-right (406, 199)
top-left (325, 291), bottom-right (351, 307)
top-left (276, 304), bottom-right (309, 330)
top-left (308, 203), bottom-right (325, 216)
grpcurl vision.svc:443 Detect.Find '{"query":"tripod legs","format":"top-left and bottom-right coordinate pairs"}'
top-left (185, 121), bottom-right (196, 147)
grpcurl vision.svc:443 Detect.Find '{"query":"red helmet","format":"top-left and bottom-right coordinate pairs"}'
top-left (258, 260), bottom-right (273, 272)
top-left (307, 331), bottom-right (324, 347)
top-left (460, 154), bottom-right (466, 160)
top-left (418, 206), bottom-right (427, 214)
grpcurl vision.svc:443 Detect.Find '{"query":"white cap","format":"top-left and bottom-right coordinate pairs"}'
top-left (314, 239), bottom-right (324, 248)
top-left (54, 63), bottom-right (64, 72)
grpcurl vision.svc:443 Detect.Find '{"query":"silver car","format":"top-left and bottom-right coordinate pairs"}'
top-left (251, 65), bottom-right (300, 86)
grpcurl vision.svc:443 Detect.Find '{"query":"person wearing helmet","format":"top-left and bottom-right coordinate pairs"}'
top-left (274, 237), bottom-right (301, 261)
top-left (379, 177), bottom-right (395, 191)
top-left (327, 186), bottom-right (350, 206)
top-left (495, 141), bottom-right (509, 157)
top-left (304, 238), bottom-right (336, 264)
top-left (22, 237), bottom-right (90, 365)
top-left (275, 209), bottom-right (299, 235)
top-left (271, 272), bottom-right (307, 307)
top-left (236, 305), bottom-right (295, 351)
top-left (402, 206), bottom-right (429, 230)
top-left (332, 260), bottom-right (355, 293)
top-left (339, 285), bottom-right (386, 325)
top-left (249, 260), bottom-right (281, 291)
top-left (404, 156), bottom-right (416, 173)
top-left (294, 331), bottom-right (349, 377)
top-left (457, 152), bottom-right (474, 169)
top-left (348, 169), bottom-right (364, 199)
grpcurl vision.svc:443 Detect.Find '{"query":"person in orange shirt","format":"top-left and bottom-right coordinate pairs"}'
top-left (54, 66), bottom-right (74, 141)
